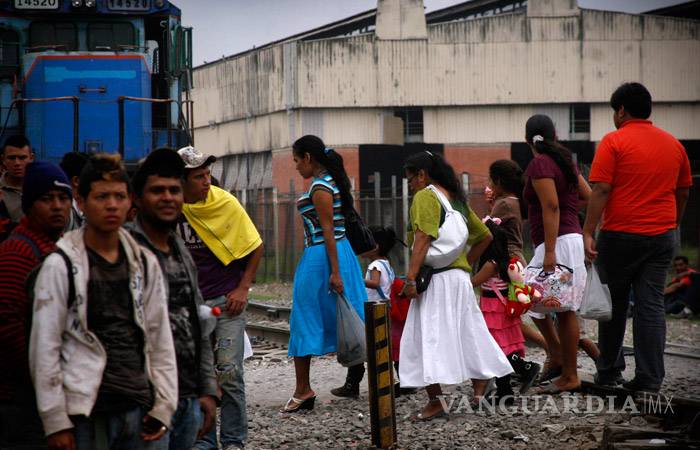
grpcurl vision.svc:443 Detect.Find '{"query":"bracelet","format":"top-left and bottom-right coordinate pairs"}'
top-left (405, 280), bottom-right (416, 286)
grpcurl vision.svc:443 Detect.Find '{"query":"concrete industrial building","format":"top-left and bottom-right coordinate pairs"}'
top-left (191, 0), bottom-right (699, 243)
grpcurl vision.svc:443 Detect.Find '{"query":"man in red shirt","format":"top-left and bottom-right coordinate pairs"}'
top-left (664, 255), bottom-right (697, 314)
top-left (0, 161), bottom-right (72, 448)
top-left (583, 82), bottom-right (692, 393)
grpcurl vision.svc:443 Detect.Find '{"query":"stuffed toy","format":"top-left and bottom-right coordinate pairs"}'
top-left (506, 257), bottom-right (542, 316)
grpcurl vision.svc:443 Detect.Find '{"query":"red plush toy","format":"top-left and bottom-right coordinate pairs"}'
top-left (505, 257), bottom-right (541, 317)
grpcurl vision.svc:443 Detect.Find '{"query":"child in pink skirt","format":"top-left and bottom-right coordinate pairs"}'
top-left (472, 218), bottom-right (541, 402)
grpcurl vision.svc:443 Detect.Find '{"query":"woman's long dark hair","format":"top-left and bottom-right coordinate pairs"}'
top-left (489, 159), bottom-right (527, 219)
top-left (479, 219), bottom-right (510, 282)
top-left (525, 114), bottom-right (578, 186)
top-left (292, 135), bottom-right (354, 211)
top-left (403, 151), bottom-right (467, 204)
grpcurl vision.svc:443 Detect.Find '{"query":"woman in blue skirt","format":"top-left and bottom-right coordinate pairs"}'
top-left (281, 135), bottom-right (367, 413)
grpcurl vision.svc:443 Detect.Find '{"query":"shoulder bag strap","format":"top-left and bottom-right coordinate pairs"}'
top-left (426, 185), bottom-right (455, 213)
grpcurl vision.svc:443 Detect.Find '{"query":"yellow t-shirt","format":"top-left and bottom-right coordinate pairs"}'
top-left (407, 187), bottom-right (489, 273)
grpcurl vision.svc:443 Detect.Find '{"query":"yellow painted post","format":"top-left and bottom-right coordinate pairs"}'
top-left (365, 301), bottom-right (397, 449)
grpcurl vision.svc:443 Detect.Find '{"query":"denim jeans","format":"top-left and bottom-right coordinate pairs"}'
top-left (72, 407), bottom-right (160, 450)
top-left (193, 296), bottom-right (247, 450)
top-left (154, 398), bottom-right (202, 450)
top-left (595, 230), bottom-right (674, 388)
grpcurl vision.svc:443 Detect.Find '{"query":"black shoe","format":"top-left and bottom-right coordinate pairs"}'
top-left (493, 392), bottom-right (515, 406)
top-left (331, 382), bottom-right (359, 398)
top-left (393, 382), bottom-right (416, 397)
top-left (518, 361), bottom-right (541, 394)
top-left (594, 373), bottom-right (625, 388)
top-left (622, 379), bottom-right (660, 393)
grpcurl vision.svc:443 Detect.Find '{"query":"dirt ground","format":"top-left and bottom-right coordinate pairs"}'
top-left (241, 287), bottom-right (700, 449)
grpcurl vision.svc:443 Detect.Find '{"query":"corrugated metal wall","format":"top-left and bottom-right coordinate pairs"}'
top-left (591, 103), bottom-right (700, 142)
top-left (424, 104), bottom-right (572, 144)
top-left (192, 8), bottom-right (700, 152)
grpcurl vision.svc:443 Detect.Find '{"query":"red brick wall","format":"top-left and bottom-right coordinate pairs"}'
top-left (444, 145), bottom-right (510, 216)
top-left (272, 147), bottom-right (359, 194)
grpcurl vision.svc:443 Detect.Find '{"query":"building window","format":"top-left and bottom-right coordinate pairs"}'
top-left (394, 107), bottom-right (423, 143)
top-left (569, 104), bottom-right (590, 134)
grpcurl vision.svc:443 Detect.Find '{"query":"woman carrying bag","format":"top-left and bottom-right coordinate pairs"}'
top-left (281, 135), bottom-right (368, 413)
top-left (522, 114), bottom-right (591, 394)
top-left (399, 151), bottom-right (512, 420)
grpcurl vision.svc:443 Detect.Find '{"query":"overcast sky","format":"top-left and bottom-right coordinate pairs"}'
top-left (175, 0), bottom-right (687, 67)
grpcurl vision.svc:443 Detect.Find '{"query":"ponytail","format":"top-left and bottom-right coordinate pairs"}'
top-left (525, 114), bottom-right (578, 187)
top-left (404, 151), bottom-right (467, 204)
top-left (292, 135), bottom-right (354, 211)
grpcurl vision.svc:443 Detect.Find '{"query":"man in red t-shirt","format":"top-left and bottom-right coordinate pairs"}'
top-left (664, 255), bottom-right (696, 314)
top-left (583, 82), bottom-right (692, 393)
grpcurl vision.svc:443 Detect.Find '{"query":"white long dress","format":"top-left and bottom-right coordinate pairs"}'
top-left (399, 268), bottom-right (513, 387)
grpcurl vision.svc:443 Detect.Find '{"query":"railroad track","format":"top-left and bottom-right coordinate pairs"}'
top-left (247, 299), bottom-right (291, 321)
top-left (621, 341), bottom-right (700, 361)
top-left (245, 301), bottom-right (700, 362)
top-left (579, 372), bottom-right (700, 448)
top-left (246, 300), bottom-right (291, 345)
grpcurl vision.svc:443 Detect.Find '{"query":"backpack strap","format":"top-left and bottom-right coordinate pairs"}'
top-left (6, 234), bottom-right (42, 260)
top-left (54, 248), bottom-right (76, 308)
top-left (140, 251), bottom-right (149, 286)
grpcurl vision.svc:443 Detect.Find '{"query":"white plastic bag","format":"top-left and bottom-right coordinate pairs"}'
top-left (579, 265), bottom-right (612, 321)
top-left (243, 331), bottom-right (253, 360)
top-left (336, 292), bottom-right (367, 367)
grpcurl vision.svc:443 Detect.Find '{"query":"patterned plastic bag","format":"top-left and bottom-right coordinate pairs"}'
top-left (524, 264), bottom-right (577, 313)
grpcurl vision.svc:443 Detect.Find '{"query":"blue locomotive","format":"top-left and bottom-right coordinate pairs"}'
top-left (0, 0), bottom-right (192, 163)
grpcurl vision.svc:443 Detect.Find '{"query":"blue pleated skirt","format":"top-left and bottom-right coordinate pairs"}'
top-left (288, 238), bottom-right (367, 357)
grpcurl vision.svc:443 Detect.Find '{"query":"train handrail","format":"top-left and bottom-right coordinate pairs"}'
top-left (11, 96), bottom-right (79, 152)
top-left (118, 96), bottom-right (193, 156)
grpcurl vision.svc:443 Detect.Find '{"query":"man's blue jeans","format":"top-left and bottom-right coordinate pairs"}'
top-left (595, 230), bottom-right (675, 389)
top-left (73, 407), bottom-right (160, 450)
top-left (194, 296), bottom-right (247, 450)
top-left (155, 398), bottom-right (202, 450)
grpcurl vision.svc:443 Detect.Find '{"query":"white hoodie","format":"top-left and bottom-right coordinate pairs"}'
top-left (29, 227), bottom-right (178, 436)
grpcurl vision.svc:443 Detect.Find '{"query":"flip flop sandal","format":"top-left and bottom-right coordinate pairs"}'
top-left (538, 365), bottom-right (563, 383)
top-left (532, 383), bottom-right (581, 395)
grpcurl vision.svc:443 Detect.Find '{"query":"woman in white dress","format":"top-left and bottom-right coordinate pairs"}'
top-left (399, 151), bottom-right (513, 420)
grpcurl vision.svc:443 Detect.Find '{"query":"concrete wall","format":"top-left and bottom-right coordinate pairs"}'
top-left (192, 9), bottom-right (699, 121)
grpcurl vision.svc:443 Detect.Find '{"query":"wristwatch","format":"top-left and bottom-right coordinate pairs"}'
top-left (405, 280), bottom-right (416, 286)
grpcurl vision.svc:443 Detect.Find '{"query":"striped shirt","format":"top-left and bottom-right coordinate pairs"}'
top-left (297, 173), bottom-right (345, 247)
top-left (0, 218), bottom-right (57, 402)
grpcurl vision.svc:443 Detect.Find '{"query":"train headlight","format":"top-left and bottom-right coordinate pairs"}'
top-left (71, 0), bottom-right (82, 7)
top-left (84, 0), bottom-right (95, 6)
top-left (155, 0), bottom-right (166, 7)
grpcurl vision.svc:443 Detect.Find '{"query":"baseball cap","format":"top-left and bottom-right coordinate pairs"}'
top-left (177, 146), bottom-right (216, 169)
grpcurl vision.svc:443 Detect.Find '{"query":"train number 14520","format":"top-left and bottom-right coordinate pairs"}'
top-left (107, 0), bottom-right (151, 11)
top-left (14, 0), bottom-right (59, 9)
